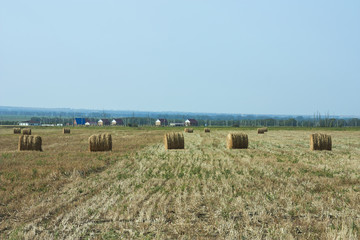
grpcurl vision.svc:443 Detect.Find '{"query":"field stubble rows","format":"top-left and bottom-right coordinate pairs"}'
top-left (0, 128), bottom-right (359, 239)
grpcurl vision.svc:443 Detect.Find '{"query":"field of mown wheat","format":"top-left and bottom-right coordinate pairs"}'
top-left (0, 127), bottom-right (359, 239)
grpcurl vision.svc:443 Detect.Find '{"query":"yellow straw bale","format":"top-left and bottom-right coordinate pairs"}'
top-left (22, 128), bottom-right (31, 135)
top-left (164, 132), bottom-right (184, 149)
top-left (13, 128), bottom-right (21, 134)
top-left (18, 135), bottom-right (42, 151)
top-left (63, 128), bottom-right (71, 134)
top-left (89, 133), bottom-right (112, 152)
top-left (310, 133), bottom-right (332, 151)
top-left (184, 128), bottom-right (193, 133)
top-left (227, 133), bottom-right (248, 149)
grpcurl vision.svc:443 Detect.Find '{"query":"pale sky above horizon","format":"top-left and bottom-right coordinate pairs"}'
top-left (1, 1), bottom-right (359, 116)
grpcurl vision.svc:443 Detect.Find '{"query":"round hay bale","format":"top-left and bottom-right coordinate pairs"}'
top-left (310, 133), bottom-right (332, 151)
top-left (257, 128), bottom-right (266, 134)
top-left (204, 128), bottom-right (210, 133)
top-left (63, 128), bottom-right (71, 134)
top-left (89, 133), bottom-right (112, 152)
top-left (18, 135), bottom-right (42, 151)
top-left (89, 135), bottom-right (98, 152)
top-left (13, 128), bottom-right (21, 134)
top-left (164, 132), bottom-right (184, 150)
top-left (227, 133), bottom-right (248, 149)
top-left (184, 128), bottom-right (193, 133)
top-left (103, 133), bottom-right (112, 151)
top-left (22, 128), bottom-right (31, 135)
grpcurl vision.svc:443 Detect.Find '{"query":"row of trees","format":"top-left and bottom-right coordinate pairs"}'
top-left (1, 117), bottom-right (360, 127)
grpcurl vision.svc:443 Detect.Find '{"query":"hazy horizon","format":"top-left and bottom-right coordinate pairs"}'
top-left (1, 1), bottom-right (359, 115)
top-left (2, 105), bottom-right (360, 118)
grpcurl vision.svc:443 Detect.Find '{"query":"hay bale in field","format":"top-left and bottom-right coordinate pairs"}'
top-left (13, 128), bottom-right (21, 134)
top-left (63, 128), bottom-right (71, 134)
top-left (22, 128), bottom-right (31, 135)
top-left (227, 133), bottom-right (248, 149)
top-left (204, 128), bottom-right (210, 133)
top-left (257, 128), bottom-right (268, 134)
top-left (164, 132), bottom-right (184, 150)
top-left (18, 135), bottom-right (42, 151)
top-left (89, 133), bottom-right (112, 152)
top-left (184, 128), bottom-right (193, 133)
top-left (310, 133), bottom-right (332, 151)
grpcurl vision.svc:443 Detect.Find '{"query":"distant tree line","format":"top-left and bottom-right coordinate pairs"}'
top-left (1, 116), bottom-right (360, 127)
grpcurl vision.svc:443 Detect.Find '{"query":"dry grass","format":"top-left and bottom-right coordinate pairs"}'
top-left (0, 127), bottom-right (360, 239)
top-left (0, 127), bottom-right (164, 237)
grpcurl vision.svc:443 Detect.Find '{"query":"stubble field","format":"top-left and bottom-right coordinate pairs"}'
top-left (0, 127), bottom-right (359, 239)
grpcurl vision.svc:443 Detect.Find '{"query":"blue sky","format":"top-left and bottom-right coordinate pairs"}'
top-left (0, 1), bottom-right (359, 115)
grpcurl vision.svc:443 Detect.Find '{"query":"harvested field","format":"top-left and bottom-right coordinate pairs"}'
top-left (0, 127), bottom-right (359, 239)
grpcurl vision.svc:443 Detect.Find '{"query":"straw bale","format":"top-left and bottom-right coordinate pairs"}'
top-left (89, 133), bottom-right (112, 152)
top-left (227, 133), bottom-right (248, 149)
top-left (18, 135), bottom-right (42, 151)
top-left (164, 132), bottom-right (184, 149)
top-left (258, 128), bottom-right (267, 134)
top-left (22, 128), bottom-right (31, 135)
top-left (310, 133), bottom-right (332, 151)
top-left (63, 128), bottom-right (71, 134)
top-left (13, 128), bottom-right (21, 134)
top-left (184, 128), bottom-right (193, 133)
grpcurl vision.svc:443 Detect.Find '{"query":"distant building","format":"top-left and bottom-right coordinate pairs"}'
top-left (155, 119), bottom-right (168, 126)
top-left (74, 118), bottom-right (86, 125)
top-left (98, 119), bottom-right (110, 126)
top-left (111, 118), bottom-right (124, 126)
top-left (185, 119), bottom-right (198, 126)
top-left (19, 120), bottom-right (40, 126)
top-left (170, 123), bottom-right (185, 127)
top-left (86, 121), bottom-right (97, 126)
